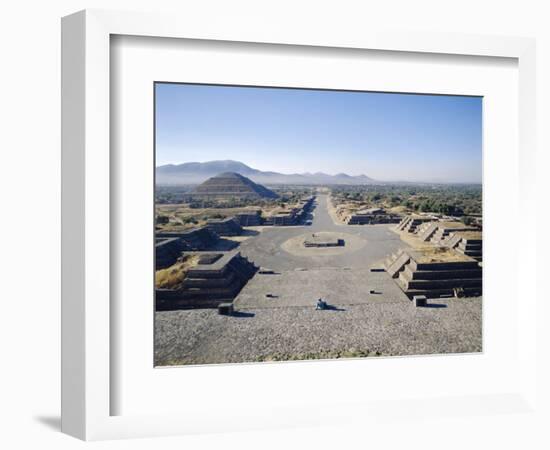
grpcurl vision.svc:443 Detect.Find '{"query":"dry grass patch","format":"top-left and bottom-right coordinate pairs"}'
top-left (437, 221), bottom-right (468, 229)
top-left (453, 231), bottom-right (482, 239)
top-left (155, 254), bottom-right (200, 289)
top-left (414, 247), bottom-right (472, 263)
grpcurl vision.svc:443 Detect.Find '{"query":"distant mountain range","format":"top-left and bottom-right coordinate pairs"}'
top-left (156, 160), bottom-right (377, 185)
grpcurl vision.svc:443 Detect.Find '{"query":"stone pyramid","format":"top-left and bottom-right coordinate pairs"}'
top-left (191, 172), bottom-right (278, 200)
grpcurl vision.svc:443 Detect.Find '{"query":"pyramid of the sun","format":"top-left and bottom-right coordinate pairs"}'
top-left (191, 172), bottom-right (278, 200)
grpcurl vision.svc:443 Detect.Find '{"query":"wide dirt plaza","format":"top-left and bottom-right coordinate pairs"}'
top-left (155, 194), bottom-right (481, 366)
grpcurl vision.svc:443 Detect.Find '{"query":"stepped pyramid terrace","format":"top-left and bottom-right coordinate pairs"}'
top-left (234, 210), bottom-right (262, 226)
top-left (415, 221), bottom-right (478, 245)
top-left (155, 227), bottom-right (220, 269)
top-left (384, 248), bottom-right (482, 299)
top-left (446, 231), bottom-right (483, 262)
top-left (156, 251), bottom-right (258, 310)
top-left (206, 217), bottom-right (244, 236)
top-left (396, 215), bottom-right (436, 233)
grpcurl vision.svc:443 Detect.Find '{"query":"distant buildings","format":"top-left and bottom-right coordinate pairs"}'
top-left (263, 196), bottom-right (315, 226)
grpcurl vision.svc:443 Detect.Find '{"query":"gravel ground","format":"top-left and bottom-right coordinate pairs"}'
top-left (155, 297), bottom-right (482, 366)
top-left (234, 268), bottom-right (409, 308)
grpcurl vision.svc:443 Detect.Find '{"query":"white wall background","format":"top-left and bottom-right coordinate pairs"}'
top-left (0, 1), bottom-right (548, 449)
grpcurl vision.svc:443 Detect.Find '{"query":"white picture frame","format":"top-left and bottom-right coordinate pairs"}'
top-left (61, 9), bottom-right (538, 441)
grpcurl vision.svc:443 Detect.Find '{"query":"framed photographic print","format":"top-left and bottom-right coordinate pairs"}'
top-left (62, 9), bottom-right (538, 441)
top-left (153, 82), bottom-right (483, 367)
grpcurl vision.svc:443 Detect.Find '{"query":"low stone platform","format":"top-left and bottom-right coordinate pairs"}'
top-left (156, 226), bottom-right (222, 269)
top-left (234, 210), bottom-right (262, 226)
top-left (206, 217), bottom-right (243, 236)
top-left (281, 231), bottom-right (366, 257)
top-left (303, 233), bottom-right (344, 248)
top-left (155, 237), bottom-right (191, 269)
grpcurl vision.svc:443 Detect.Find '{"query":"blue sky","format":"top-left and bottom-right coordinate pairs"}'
top-left (155, 83), bottom-right (482, 183)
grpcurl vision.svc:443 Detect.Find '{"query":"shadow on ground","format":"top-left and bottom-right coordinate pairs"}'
top-left (34, 415), bottom-right (61, 431)
top-left (231, 311), bottom-right (255, 318)
top-left (318, 304), bottom-right (346, 312)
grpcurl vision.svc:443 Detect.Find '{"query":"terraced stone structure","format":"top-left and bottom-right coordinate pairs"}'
top-left (416, 221), bottom-right (477, 245)
top-left (206, 217), bottom-right (243, 236)
top-left (384, 248), bottom-right (482, 299)
top-left (234, 210), bottom-right (262, 226)
top-left (155, 227), bottom-right (220, 269)
top-left (155, 237), bottom-right (190, 269)
top-left (346, 207), bottom-right (401, 225)
top-left (191, 172), bottom-right (278, 200)
top-left (263, 196), bottom-right (315, 226)
top-left (263, 210), bottom-right (299, 226)
top-left (156, 251), bottom-right (258, 310)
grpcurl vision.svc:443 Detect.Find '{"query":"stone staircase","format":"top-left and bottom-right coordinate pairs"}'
top-left (417, 222), bottom-right (441, 242)
top-left (206, 217), bottom-right (244, 236)
top-left (428, 224), bottom-right (477, 245)
top-left (447, 231), bottom-right (483, 262)
top-left (396, 216), bottom-right (433, 233)
top-left (384, 248), bottom-right (412, 278)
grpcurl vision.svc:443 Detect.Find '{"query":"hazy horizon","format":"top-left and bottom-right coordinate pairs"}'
top-left (156, 83), bottom-right (482, 184)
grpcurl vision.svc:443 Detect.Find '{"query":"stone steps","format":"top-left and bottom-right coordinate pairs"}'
top-left (182, 272), bottom-right (237, 288)
top-left (396, 217), bottom-right (410, 231)
top-left (384, 250), bottom-right (411, 278)
top-left (418, 223), bottom-right (439, 241)
top-left (403, 266), bottom-right (482, 280)
top-left (458, 242), bottom-right (482, 251)
top-left (408, 259), bottom-right (480, 272)
top-left (459, 249), bottom-right (482, 257)
top-left (401, 287), bottom-right (482, 299)
top-left (398, 273), bottom-right (483, 290)
top-left (445, 233), bottom-right (463, 249)
top-left (396, 216), bottom-right (433, 233)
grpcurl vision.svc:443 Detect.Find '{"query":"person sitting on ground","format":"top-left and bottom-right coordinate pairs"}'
top-left (316, 298), bottom-right (327, 310)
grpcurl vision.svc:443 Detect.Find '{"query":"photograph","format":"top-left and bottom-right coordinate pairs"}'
top-left (154, 83), bottom-right (483, 366)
